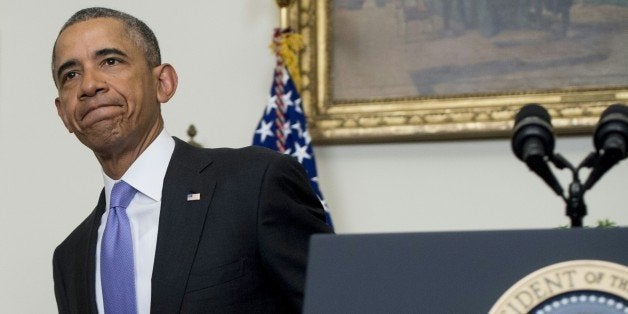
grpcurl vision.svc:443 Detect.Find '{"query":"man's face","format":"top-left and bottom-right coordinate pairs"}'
top-left (53, 18), bottom-right (162, 156)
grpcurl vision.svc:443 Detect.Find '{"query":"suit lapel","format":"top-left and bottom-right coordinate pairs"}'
top-left (84, 191), bottom-right (106, 313)
top-left (151, 138), bottom-right (216, 312)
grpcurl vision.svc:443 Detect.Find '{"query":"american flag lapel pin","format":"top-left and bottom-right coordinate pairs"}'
top-left (187, 192), bottom-right (201, 201)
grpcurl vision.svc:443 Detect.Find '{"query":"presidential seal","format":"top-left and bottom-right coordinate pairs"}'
top-left (489, 260), bottom-right (628, 314)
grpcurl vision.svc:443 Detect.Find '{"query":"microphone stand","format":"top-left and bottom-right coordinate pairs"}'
top-left (550, 153), bottom-right (596, 228)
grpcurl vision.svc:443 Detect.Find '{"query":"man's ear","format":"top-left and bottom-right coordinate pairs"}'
top-left (154, 64), bottom-right (178, 103)
top-left (54, 98), bottom-right (74, 133)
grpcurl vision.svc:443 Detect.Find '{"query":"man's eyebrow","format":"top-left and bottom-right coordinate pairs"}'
top-left (95, 48), bottom-right (129, 59)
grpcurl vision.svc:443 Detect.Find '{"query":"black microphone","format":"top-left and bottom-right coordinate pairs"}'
top-left (512, 104), bottom-right (564, 196)
top-left (583, 103), bottom-right (628, 190)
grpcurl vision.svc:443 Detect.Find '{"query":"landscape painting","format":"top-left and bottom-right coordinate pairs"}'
top-left (292, 0), bottom-right (628, 143)
top-left (332, 0), bottom-right (628, 100)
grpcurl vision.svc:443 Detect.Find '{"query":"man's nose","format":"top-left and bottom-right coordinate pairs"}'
top-left (79, 68), bottom-right (107, 98)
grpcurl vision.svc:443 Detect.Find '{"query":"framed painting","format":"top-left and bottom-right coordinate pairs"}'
top-left (289, 0), bottom-right (628, 143)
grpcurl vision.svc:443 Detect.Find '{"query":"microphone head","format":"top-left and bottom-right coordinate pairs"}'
top-left (515, 103), bottom-right (552, 125)
top-left (600, 103), bottom-right (628, 116)
top-left (512, 104), bottom-right (555, 162)
top-left (593, 103), bottom-right (628, 158)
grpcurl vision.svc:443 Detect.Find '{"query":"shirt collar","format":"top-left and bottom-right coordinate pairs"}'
top-left (103, 129), bottom-right (175, 203)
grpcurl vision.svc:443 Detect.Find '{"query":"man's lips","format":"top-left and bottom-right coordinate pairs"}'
top-left (80, 103), bottom-right (122, 123)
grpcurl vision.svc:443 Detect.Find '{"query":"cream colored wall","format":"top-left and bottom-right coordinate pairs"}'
top-left (1, 1), bottom-right (626, 312)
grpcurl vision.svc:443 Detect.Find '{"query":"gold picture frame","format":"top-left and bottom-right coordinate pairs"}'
top-left (290, 0), bottom-right (628, 144)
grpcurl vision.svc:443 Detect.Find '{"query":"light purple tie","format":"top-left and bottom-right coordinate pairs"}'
top-left (101, 180), bottom-right (138, 314)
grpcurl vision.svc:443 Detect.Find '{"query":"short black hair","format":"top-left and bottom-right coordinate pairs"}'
top-left (52, 7), bottom-right (161, 81)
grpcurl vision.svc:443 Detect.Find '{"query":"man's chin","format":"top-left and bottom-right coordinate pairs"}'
top-left (75, 126), bottom-right (125, 155)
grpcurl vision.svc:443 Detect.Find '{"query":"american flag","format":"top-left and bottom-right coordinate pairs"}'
top-left (253, 47), bottom-right (333, 227)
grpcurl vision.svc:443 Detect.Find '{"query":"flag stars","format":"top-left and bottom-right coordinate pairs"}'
top-left (283, 121), bottom-right (292, 138)
top-left (291, 122), bottom-right (303, 138)
top-left (303, 130), bottom-right (312, 145)
top-left (255, 120), bottom-right (274, 143)
top-left (281, 91), bottom-right (294, 109)
top-left (291, 142), bottom-right (311, 163)
top-left (266, 96), bottom-right (278, 115)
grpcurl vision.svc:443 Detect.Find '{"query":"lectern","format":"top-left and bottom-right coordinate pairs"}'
top-left (303, 228), bottom-right (628, 313)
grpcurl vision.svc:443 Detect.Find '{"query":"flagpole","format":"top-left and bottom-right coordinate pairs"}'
top-left (275, 0), bottom-right (294, 30)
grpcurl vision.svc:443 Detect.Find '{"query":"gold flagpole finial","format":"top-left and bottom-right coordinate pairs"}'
top-left (275, 0), bottom-right (295, 30)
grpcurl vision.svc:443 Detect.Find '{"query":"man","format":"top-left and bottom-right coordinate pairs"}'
top-left (51, 7), bottom-right (332, 313)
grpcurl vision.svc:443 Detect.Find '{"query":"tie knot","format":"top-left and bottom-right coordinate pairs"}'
top-left (110, 180), bottom-right (137, 209)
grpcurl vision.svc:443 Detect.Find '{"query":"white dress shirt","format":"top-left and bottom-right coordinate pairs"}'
top-left (95, 130), bottom-right (175, 314)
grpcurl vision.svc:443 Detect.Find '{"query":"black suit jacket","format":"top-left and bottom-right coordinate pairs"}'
top-left (53, 138), bottom-right (332, 313)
